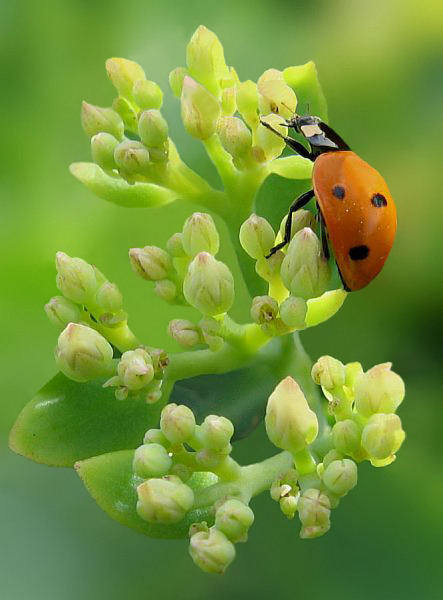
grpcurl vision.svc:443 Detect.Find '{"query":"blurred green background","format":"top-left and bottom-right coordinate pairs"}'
top-left (1, 0), bottom-right (443, 598)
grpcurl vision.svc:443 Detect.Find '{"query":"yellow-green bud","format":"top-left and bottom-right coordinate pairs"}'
top-left (169, 66), bottom-right (188, 98)
top-left (332, 420), bottom-right (362, 456)
top-left (143, 428), bottom-right (168, 446)
top-left (160, 403), bottom-right (196, 445)
top-left (322, 449), bottom-right (344, 469)
top-left (166, 232), bottom-right (186, 258)
top-left (181, 76), bottom-right (221, 140)
top-left (138, 110), bottom-right (169, 148)
top-left (354, 363), bottom-right (405, 417)
top-left (322, 459), bottom-right (358, 497)
top-left (81, 102), bottom-right (124, 140)
top-left (183, 252), bottom-right (234, 316)
top-left (95, 282), bottom-right (123, 313)
top-left (45, 296), bottom-right (82, 328)
top-left (221, 87), bottom-right (236, 116)
top-left (133, 443), bottom-right (172, 478)
top-left (311, 355), bottom-right (346, 390)
top-left (189, 527), bottom-right (235, 574)
top-left (186, 25), bottom-right (228, 97)
top-left (345, 362), bottom-right (364, 389)
top-left (182, 212), bottom-right (220, 257)
top-left (215, 499), bottom-right (254, 543)
top-left (112, 96), bottom-right (138, 133)
top-left (361, 413), bottom-right (405, 462)
top-left (239, 214), bottom-right (275, 259)
top-left (216, 116), bottom-right (252, 158)
top-left (283, 61), bottom-right (327, 120)
top-left (136, 475), bottom-right (194, 524)
top-left (133, 79), bottom-right (163, 109)
top-left (90, 132), bottom-right (119, 170)
top-left (250, 295), bottom-right (279, 325)
top-left (256, 113), bottom-right (287, 160)
top-left (114, 140), bottom-right (150, 175)
top-left (280, 209), bottom-right (316, 243)
top-left (280, 495), bottom-right (298, 519)
top-left (154, 279), bottom-right (177, 303)
top-left (236, 80), bottom-right (259, 128)
top-left (168, 319), bottom-right (201, 348)
top-left (298, 488), bottom-right (331, 539)
top-left (55, 323), bottom-right (114, 382)
top-left (117, 348), bottom-right (154, 391)
top-left (200, 415), bottom-right (234, 450)
top-left (280, 228), bottom-right (330, 299)
top-left (55, 252), bottom-right (98, 304)
top-left (105, 57), bottom-right (145, 99)
top-left (265, 376), bottom-right (318, 453)
top-left (129, 246), bottom-right (172, 281)
top-left (258, 74), bottom-right (297, 120)
top-left (255, 251), bottom-right (284, 283)
top-left (279, 296), bottom-right (307, 329)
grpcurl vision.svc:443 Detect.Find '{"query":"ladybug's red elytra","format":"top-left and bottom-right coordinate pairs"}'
top-left (260, 115), bottom-right (397, 291)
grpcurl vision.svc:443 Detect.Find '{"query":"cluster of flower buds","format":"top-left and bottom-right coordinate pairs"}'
top-left (240, 213), bottom-right (347, 335)
top-left (130, 212), bottom-right (235, 319)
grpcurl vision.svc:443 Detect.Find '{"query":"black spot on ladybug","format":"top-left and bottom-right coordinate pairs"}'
top-left (332, 185), bottom-right (345, 199)
top-left (349, 245), bottom-right (370, 261)
top-left (371, 193), bottom-right (387, 207)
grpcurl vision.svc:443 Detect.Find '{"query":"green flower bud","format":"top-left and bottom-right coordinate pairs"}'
top-left (258, 75), bottom-right (297, 120)
top-left (322, 449), bottom-right (344, 469)
top-left (198, 317), bottom-right (223, 352)
top-left (133, 443), bottom-right (172, 478)
top-left (200, 415), bottom-right (234, 450)
top-left (189, 527), bottom-right (235, 574)
top-left (298, 488), bottom-right (331, 539)
top-left (117, 348), bottom-right (154, 391)
top-left (181, 76), bottom-right (221, 140)
top-left (169, 67), bottom-right (188, 98)
top-left (283, 61), bottom-right (327, 120)
top-left (168, 319), bottom-right (201, 348)
top-left (133, 79), bottom-right (163, 109)
top-left (90, 132), bottom-right (119, 170)
top-left (255, 251), bottom-right (284, 283)
top-left (146, 347), bottom-right (169, 375)
top-left (236, 80), bottom-right (259, 128)
top-left (45, 296), bottom-right (82, 328)
top-left (280, 228), bottom-right (330, 299)
top-left (81, 102), bottom-right (124, 140)
top-left (160, 403), bottom-right (196, 445)
top-left (55, 323), bottom-right (114, 382)
top-left (361, 413), bottom-right (405, 462)
top-left (332, 420), bottom-right (362, 456)
top-left (280, 209), bottom-right (316, 243)
top-left (239, 214), bottom-right (275, 260)
top-left (138, 109), bottom-right (169, 148)
top-left (154, 279), bottom-right (177, 303)
top-left (95, 282), bottom-right (123, 313)
top-left (182, 212), bottom-right (220, 257)
top-left (354, 363), bottom-right (405, 417)
top-left (250, 295), bottom-right (279, 325)
top-left (280, 495), bottom-right (298, 519)
top-left (114, 140), bottom-right (150, 175)
top-left (256, 113), bottom-right (287, 160)
top-left (279, 296), bottom-right (307, 329)
top-left (183, 252), bottom-right (234, 316)
top-left (166, 232), bottom-right (186, 258)
top-left (345, 362), bottom-right (364, 389)
top-left (136, 475), bottom-right (194, 524)
top-left (105, 57), bottom-right (145, 99)
top-left (186, 25), bottom-right (228, 97)
top-left (215, 499), bottom-right (254, 543)
top-left (322, 459), bottom-right (358, 497)
top-left (143, 428), bottom-right (168, 446)
top-left (171, 463), bottom-right (192, 482)
top-left (265, 376), bottom-right (318, 453)
top-left (216, 116), bottom-right (252, 159)
top-left (221, 87), bottom-right (236, 116)
top-left (112, 96), bottom-right (138, 133)
top-left (55, 252), bottom-right (98, 304)
top-left (311, 355), bottom-right (346, 390)
top-left (129, 246), bottom-right (172, 281)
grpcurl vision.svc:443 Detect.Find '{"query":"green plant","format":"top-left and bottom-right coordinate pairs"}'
top-left (9, 25), bottom-right (405, 574)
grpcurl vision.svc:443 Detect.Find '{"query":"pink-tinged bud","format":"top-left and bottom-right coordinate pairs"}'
top-left (181, 76), bottom-right (221, 140)
top-left (183, 252), bottom-right (234, 316)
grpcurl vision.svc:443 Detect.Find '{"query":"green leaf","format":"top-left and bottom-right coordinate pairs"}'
top-left (76, 450), bottom-right (217, 539)
top-left (170, 337), bottom-right (294, 440)
top-left (256, 174), bottom-right (313, 232)
top-left (9, 373), bottom-right (162, 467)
top-left (283, 61), bottom-right (328, 121)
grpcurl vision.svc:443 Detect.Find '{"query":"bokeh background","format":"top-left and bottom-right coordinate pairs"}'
top-left (1, 0), bottom-right (443, 598)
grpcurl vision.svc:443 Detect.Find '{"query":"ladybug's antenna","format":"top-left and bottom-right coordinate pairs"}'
top-left (305, 102), bottom-right (310, 114)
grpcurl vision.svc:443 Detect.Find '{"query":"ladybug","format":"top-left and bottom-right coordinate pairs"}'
top-left (260, 115), bottom-right (397, 291)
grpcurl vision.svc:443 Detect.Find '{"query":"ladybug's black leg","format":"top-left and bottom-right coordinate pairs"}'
top-left (317, 206), bottom-right (330, 260)
top-left (259, 119), bottom-right (313, 161)
top-left (266, 189), bottom-right (315, 257)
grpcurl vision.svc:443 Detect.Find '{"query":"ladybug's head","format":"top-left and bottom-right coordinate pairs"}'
top-left (286, 115), bottom-right (351, 154)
